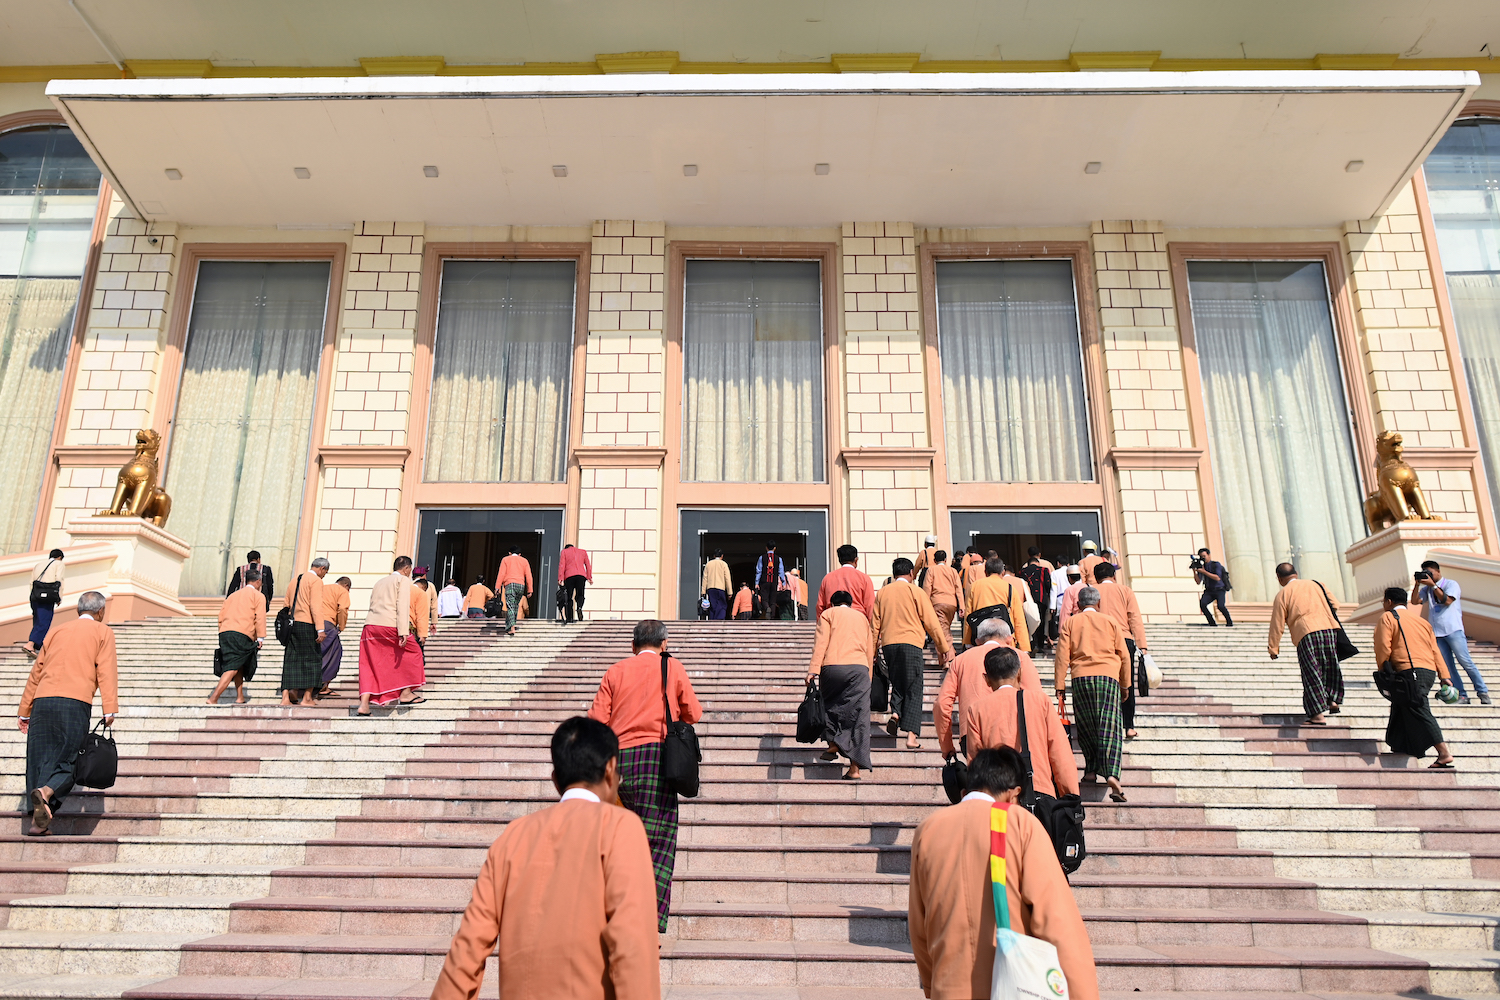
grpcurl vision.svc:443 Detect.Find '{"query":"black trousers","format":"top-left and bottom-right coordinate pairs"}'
top-left (1122, 638), bottom-right (1140, 733)
top-left (1200, 589), bottom-right (1232, 625)
top-left (1031, 607), bottom-right (1052, 649)
top-left (883, 643), bottom-right (926, 736)
top-left (758, 581), bottom-right (779, 620)
top-left (563, 575), bottom-right (587, 622)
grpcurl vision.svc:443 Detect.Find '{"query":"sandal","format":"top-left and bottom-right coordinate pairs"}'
top-left (1429, 760), bottom-right (1456, 769)
top-left (819, 750), bottom-right (841, 762)
top-left (1109, 790), bottom-right (1128, 803)
top-left (1304, 719), bottom-right (1328, 726)
top-left (30, 789), bottom-right (52, 832)
top-left (399, 696), bottom-right (427, 705)
top-left (885, 717), bottom-right (900, 738)
top-left (356, 709), bottom-right (373, 717)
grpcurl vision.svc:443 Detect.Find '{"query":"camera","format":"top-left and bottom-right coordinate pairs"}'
top-left (1188, 554), bottom-right (1206, 571)
top-left (1414, 570), bottom-right (1431, 583)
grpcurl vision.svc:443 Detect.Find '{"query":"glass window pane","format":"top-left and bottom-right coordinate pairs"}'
top-left (1187, 260), bottom-right (1364, 601)
top-left (0, 125), bottom-right (100, 554)
top-left (166, 261), bottom-right (330, 595)
top-left (682, 259), bottom-right (824, 483)
top-left (1425, 119), bottom-right (1500, 538)
top-left (425, 259), bottom-right (576, 483)
top-left (936, 259), bottom-right (1093, 482)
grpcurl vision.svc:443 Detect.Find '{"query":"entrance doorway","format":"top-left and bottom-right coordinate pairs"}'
top-left (415, 508), bottom-right (564, 621)
top-left (678, 509), bottom-right (829, 620)
top-left (949, 510), bottom-right (1102, 573)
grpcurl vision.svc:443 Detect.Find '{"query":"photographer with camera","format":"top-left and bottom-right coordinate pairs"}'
top-left (1192, 547), bottom-right (1233, 627)
top-left (1412, 560), bottom-right (1490, 705)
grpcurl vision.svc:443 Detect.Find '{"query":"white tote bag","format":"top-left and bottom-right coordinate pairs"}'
top-left (1142, 652), bottom-right (1163, 691)
top-left (990, 804), bottom-right (1070, 1000)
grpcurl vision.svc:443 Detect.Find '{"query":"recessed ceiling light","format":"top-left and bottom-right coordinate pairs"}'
top-left (552, 165), bottom-right (568, 177)
top-left (423, 165), bottom-right (439, 178)
top-left (293, 167), bottom-right (311, 179)
top-left (1345, 160), bottom-right (1364, 173)
top-left (683, 164), bottom-right (698, 177)
top-left (814, 163), bottom-right (830, 175)
top-left (1084, 161), bottom-right (1102, 174)
top-left (163, 168), bottom-right (182, 181)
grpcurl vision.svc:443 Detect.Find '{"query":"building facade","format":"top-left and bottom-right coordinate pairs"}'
top-left (3, 3), bottom-right (1500, 619)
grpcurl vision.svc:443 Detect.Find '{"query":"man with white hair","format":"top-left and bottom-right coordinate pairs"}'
top-left (935, 616), bottom-right (1043, 760)
top-left (281, 557), bottom-right (330, 707)
top-left (19, 590), bottom-right (116, 836)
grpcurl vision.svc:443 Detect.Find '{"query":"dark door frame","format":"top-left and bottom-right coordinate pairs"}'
top-left (415, 507), bottom-right (565, 620)
top-left (677, 508), bottom-right (830, 620)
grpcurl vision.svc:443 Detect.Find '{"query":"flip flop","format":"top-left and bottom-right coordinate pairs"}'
top-left (1304, 719), bottom-right (1328, 726)
top-left (29, 789), bottom-right (52, 832)
top-left (1109, 790), bottom-right (1128, 803)
top-left (356, 709), bottom-right (373, 717)
top-left (819, 750), bottom-right (841, 761)
top-left (885, 717), bottom-right (900, 738)
top-left (399, 696), bottom-right (428, 706)
top-left (1429, 760), bottom-right (1456, 769)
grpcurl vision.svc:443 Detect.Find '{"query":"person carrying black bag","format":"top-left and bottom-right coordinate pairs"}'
top-left (805, 590), bottom-right (875, 780)
top-left (1374, 587), bottom-right (1457, 767)
top-left (24, 549), bottom-right (65, 660)
top-left (18, 590), bottom-right (117, 837)
top-left (587, 619), bottom-right (703, 933)
top-left (1268, 562), bottom-right (1351, 725)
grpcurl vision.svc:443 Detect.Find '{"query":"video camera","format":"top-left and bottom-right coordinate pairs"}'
top-left (1188, 554), bottom-right (1206, 572)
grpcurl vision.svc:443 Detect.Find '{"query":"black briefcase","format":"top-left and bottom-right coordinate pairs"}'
top-left (75, 720), bottom-right (118, 789)
top-left (796, 679), bottom-right (826, 744)
top-left (941, 754), bottom-right (968, 804)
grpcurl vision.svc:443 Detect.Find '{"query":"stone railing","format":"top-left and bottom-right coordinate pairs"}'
top-left (1425, 547), bottom-right (1500, 644)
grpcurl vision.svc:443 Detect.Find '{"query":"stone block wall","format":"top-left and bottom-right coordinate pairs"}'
top-left (327, 222), bottom-right (421, 447)
top-left (842, 222), bottom-right (926, 449)
top-left (844, 466), bottom-right (936, 583)
top-left (65, 207), bottom-right (177, 446)
top-left (583, 220), bottom-right (664, 447)
top-left (575, 465), bottom-right (662, 614)
top-left (44, 467), bottom-right (122, 551)
top-left (309, 464), bottom-right (405, 611)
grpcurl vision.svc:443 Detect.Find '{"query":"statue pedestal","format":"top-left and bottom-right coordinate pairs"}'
top-left (64, 516), bottom-right (192, 620)
top-left (1344, 520), bottom-right (1481, 623)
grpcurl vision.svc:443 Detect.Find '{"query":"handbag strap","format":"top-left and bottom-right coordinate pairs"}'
top-left (291, 574), bottom-right (303, 618)
top-left (659, 649), bottom-right (675, 737)
top-left (1314, 581), bottom-right (1343, 625)
top-left (34, 558), bottom-right (56, 583)
top-left (1015, 689), bottom-right (1037, 805)
top-left (990, 803), bottom-right (1012, 931)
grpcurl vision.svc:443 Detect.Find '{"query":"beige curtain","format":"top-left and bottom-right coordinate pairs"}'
top-left (683, 259), bottom-right (823, 482)
top-left (1448, 273), bottom-right (1500, 525)
top-left (166, 261), bottom-right (329, 596)
top-left (1187, 260), bottom-right (1364, 602)
top-left (936, 259), bottom-right (1093, 482)
top-left (0, 279), bottom-right (77, 553)
top-left (424, 260), bottom-right (575, 483)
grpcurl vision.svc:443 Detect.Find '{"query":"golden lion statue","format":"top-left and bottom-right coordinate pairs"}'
top-left (98, 429), bottom-right (173, 528)
top-left (1362, 430), bottom-right (1440, 532)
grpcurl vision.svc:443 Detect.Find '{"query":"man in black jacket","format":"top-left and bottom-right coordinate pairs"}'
top-left (1193, 547), bottom-right (1231, 626)
top-left (226, 551), bottom-right (274, 611)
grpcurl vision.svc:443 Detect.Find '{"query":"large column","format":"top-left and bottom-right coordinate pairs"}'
top-left (840, 222), bottom-right (937, 577)
top-left (308, 222), bottom-right (421, 609)
top-left (577, 221), bottom-right (665, 615)
top-left (1091, 221), bottom-right (1208, 620)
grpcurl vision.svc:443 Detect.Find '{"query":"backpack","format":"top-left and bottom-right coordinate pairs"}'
top-left (274, 574), bottom-right (302, 646)
top-left (1015, 689), bottom-right (1087, 874)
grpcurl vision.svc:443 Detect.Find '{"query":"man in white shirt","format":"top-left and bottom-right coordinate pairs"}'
top-left (1413, 559), bottom-right (1490, 705)
top-left (437, 579), bottom-right (463, 619)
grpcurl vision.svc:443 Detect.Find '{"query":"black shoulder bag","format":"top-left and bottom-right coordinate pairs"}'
top-left (1016, 689), bottom-right (1087, 874)
top-left (1374, 608), bottom-right (1421, 706)
top-left (30, 559), bottom-right (61, 608)
top-left (660, 651), bottom-right (702, 798)
top-left (274, 574), bottom-right (302, 646)
top-left (75, 719), bottom-right (118, 789)
top-left (1314, 581), bottom-right (1360, 661)
top-left (941, 754), bottom-right (968, 804)
top-left (796, 678), bottom-right (826, 744)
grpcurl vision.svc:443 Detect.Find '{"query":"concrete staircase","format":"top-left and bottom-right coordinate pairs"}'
top-left (0, 615), bottom-right (1495, 999)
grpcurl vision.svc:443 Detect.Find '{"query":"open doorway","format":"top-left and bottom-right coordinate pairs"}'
top-left (678, 509), bottom-right (829, 620)
top-left (950, 510), bottom-right (1103, 572)
top-left (415, 508), bottom-right (564, 620)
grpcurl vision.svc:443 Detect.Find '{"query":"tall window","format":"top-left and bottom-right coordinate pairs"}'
top-left (1425, 118), bottom-right (1500, 535)
top-left (0, 125), bottom-right (100, 553)
top-left (1187, 260), bottom-right (1363, 601)
top-left (424, 259), bottom-right (576, 483)
top-left (167, 261), bottom-right (330, 595)
top-left (935, 259), bottom-right (1093, 482)
top-left (682, 259), bottom-right (824, 482)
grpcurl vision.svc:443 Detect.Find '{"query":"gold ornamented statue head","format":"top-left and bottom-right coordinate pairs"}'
top-left (97, 428), bottom-right (172, 528)
top-left (1362, 430), bottom-right (1440, 532)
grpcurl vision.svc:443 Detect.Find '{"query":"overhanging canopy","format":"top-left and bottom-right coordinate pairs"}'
top-left (47, 70), bottom-right (1479, 228)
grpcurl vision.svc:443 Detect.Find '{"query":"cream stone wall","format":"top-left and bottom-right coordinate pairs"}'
top-left (844, 466), bottom-right (935, 583)
top-left (576, 465), bottom-right (662, 615)
top-left (328, 222), bottom-right (421, 447)
top-left (841, 222), bottom-right (925, 449)
top-left (66, 207), bottom-right (177, 447)
top-left (309, 464), bottom-right (404, 611)
top-left (583, 220), bottom-right (664, 448)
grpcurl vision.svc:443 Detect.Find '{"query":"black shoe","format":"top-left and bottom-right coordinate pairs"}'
top-left (1225, 621), bottom-right (1235, 627)
top-left (1203, 620), bottom-right (1217, 626)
